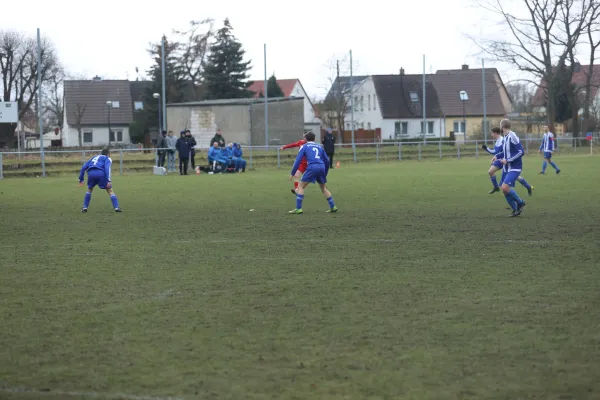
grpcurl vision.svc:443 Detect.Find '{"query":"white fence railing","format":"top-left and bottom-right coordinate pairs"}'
top-left (0, 138), bottom-right (596, 179)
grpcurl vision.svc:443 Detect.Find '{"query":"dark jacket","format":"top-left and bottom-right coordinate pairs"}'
top-left (176, 136), bottom-right (191, 158)
top-left (186, 135), bottom-right (197, 154)
top-left (210, 134), bottom-right (225, 147)
top-left (158, 135), bottom-right (168, 152)
top-left (322, 133), bottom-right (336, 153)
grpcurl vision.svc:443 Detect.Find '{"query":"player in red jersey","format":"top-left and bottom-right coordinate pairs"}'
top-left (280, 133), bottom-right (308, 194)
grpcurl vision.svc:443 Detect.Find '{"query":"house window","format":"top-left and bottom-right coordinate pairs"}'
top-left (134, 101), bottom-right (143, 110)
top-left (394, 121), bottom-right (408, 137)
top-left (453, 121), bottom-right (465, 133)
top-left (373, 94), bottom-right (377, 110)
top-left (409, 91), bottom-right (419, 102)
top-left (110, 130), bottom-right (123, 142)
top-left (111, 101), bottom-right (120, 108)
top-left (360, 96), bottom-right (364, 111)
top-left (346, 122), bottom-right (350, 129)
top-left (360, 122), bottom-right (364, 129)
top-left (368, 95), bottom-right (371, 110)
top-left (421, 121), bottom-right (434, 134)
top-left (83, 131), bottom-right (93, 143)
top-left (354, 96), bottom-right (359, 111)
top-left (367, 122), bottom-right (371, 129)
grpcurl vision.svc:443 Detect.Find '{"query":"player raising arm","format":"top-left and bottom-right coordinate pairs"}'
top-left (78, 147), bottom-right (123, 213)
top-left (288, 132), bottom-right (337, 214)
top-left (280, 133), bottom-right (308, 195)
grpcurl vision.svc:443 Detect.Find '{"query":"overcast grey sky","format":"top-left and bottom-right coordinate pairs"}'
top-left (4, 0), bottom-right (523, 99)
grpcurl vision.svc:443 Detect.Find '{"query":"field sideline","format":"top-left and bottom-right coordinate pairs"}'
top-left (1, 155), bottom-right (599, 399)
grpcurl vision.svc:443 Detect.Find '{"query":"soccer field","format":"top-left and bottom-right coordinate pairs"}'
top-left (1, 156), bottom-right (599, 399)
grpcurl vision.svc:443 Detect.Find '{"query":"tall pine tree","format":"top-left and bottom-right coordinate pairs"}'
top-left (203, 18), bottom-right (252, 99)
top-left (259, 74), bottom-right (285, 98)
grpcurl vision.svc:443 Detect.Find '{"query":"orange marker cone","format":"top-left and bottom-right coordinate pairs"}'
top-left (336, 161), bottom-right (340, 169)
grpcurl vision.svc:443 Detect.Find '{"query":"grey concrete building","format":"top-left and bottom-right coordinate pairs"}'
top-left (166, 97), bottom-right (305, 147)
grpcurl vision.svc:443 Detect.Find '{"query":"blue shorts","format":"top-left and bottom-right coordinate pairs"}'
top-left (87, 169), bottom-right (108, 189)
top-left (502, 171), bottom-right (520, 187)
top-left (301, 166), bottom-right (327, 184)
top-left (491, 160), bottom-right (503, 169)
top-left (543, 151), bottom-right (552, 159)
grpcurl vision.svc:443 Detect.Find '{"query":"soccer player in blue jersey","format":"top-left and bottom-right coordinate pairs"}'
top-left (539, 125), bottom-right (561, 175)
top-left (499, 119), bottom-right (526, 216)
top-left (483, 126), bottom-right (534, 196)
top-left (78, 148), bottom-right (123, 213)
top-left (288, 132), bottom-right (337, 214)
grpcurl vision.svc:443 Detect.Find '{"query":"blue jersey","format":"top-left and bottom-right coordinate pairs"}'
top-left (485, 136), bottom-right (505, 158)
top-left (502, 131), bottom-right (524, 172)
top-left (79, 154), bottom-right (112, 182)
top-left (540, 132), bottom-right (555, 152)
top-left (291, 142), bottom-right (329, 176)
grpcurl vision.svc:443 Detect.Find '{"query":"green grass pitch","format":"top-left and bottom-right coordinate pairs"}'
top-left (1, 156), bottom-right (599, 399)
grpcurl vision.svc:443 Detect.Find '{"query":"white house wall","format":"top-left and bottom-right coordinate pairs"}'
top-left (381, 118), bottom-right (446, 140)
top-left (345, 77), bottom-right (383, 130)
top-left (64, 126), bottom-right (131, 147)
top-left (290, 82), bottom-right (320, 124)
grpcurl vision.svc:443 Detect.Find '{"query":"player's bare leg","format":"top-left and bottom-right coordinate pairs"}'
top-left (105, 186), bottom-right (123, 212)
top-left (291, 170), bottom-right (302, 194)
top-left (319, 183), bottom-right (338, 213)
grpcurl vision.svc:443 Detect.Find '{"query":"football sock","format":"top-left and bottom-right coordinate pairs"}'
top-left (83, 192), bottom-right (92, 208)
top-left (518, 177), bottom-right (531, 190)
top-left (294, 181), bottom-right (299, 190)
top-left (508, 189), bottom-right (523, 206)
top-left (491, 176), bottom-right (499, 188)
top-left (541, 160), bottom-right (547, 173)
top-left (110, 194), bottom-right (119, 209)
top-left (327, 196), bottom-right (335, 208)
top-left (296, 194), bottom-right (304, 210)
top-left (550, 161), bottom-right (559, 170)
top-left (504, 193), bottom-right (517, 211)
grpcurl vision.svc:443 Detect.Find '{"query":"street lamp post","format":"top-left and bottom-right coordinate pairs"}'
top-left (459, 90), bottom-right (468, 141)
top-left (106, 101), bottom-right (113, 145)
top-left (153, 93), bottom-right (161, 136)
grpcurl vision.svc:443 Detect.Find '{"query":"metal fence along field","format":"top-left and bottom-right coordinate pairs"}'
top-left (0, 138), bottom-right (597, 179)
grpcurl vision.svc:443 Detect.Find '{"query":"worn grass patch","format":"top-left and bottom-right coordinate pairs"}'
top-left (1, 155), bottom-right (599, 399)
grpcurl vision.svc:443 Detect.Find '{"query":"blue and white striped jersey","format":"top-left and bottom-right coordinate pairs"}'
top-left (485, 136), bottom-right (505, 158)
top-left (540, 132), bottom-right (555, 152)
top-left (502, 131), bottom-right (524, 172)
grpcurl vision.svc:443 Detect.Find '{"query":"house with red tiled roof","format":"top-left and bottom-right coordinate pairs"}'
top-left (531, 63), bottom-right (600, 116)
top-left (248, 78), bottom-right (320, 137)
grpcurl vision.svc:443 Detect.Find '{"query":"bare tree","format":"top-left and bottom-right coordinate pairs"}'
top-left (506, 82), bottom-right (535, 112)
top-left (0, 30), bottom-right (58, 145)
top-left (72, 103), bottom-right (86, 147)
top-left (318, 56), bottom-right (358, 142)
top-left (472, 0), bottom-right (597, 128)
top-left (42, 66), bottom-right (65, 132)
top-left (173, 19), bottom-right (214, 100)
top-left (580, 2), bottom-right (600, 135)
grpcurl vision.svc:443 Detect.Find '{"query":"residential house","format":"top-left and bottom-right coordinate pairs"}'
top-left (248, 78), bottom-right (321, 137)
top-left (429, 65), bottom-right (512, 138)
top-left (63, 78), bottom-right (133, 147)
top-left (323, 73), bottom-right (444, 139)
top-left (531, 63), bottom-right (600, 120)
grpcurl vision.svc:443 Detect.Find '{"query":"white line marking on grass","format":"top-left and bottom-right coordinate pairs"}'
top-left (0, 386), bottom-right (184, 400)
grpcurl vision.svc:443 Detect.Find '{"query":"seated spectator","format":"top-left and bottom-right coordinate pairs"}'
top-left (233, 143), bottom-right (247, 172)
top-left (208, 142), bottom-right (228, 171)
top-left (226, 143), bottom-right (240, 170)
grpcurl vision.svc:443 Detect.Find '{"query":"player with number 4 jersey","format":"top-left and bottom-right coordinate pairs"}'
top-left (288, 132), bottom-right (337, 214)
top-left (78, 147), bottom-right (123, 213)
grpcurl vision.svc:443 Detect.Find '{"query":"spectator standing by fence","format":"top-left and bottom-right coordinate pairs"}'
top-left (185, 130), bottom-right (197, 170)
top-left (322, 128), bottom-right (336, 169)
top-left (211, 129), bottom-right (226, 147)
top-left (176, 131), bottom-right (191, 175)
top-left (166, 130), bottom-right (177, 172)
top-left (157, 131), bottom-right (167, 168)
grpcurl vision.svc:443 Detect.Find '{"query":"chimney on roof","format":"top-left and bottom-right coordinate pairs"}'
top-left (461, 64), bottom-right (469, 70)
top-left (92, 75), bottom-right (102, 81)
top-left (400, 67), bottom-right (405, 75)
